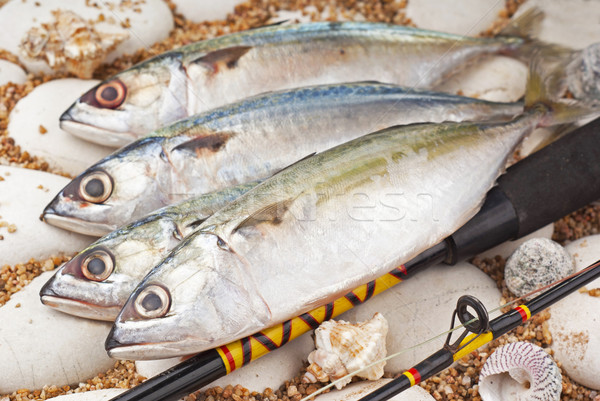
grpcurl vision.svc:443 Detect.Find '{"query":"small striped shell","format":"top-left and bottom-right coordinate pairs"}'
top-left (479, 342), bottom-right (562, 401)
top-left (303, 313), bottom-right (388, 390)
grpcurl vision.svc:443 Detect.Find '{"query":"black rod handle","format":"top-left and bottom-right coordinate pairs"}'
top-left (447, 117), bottom-right (600, 263)
top-left (499, 118), bottom-right (600, 238)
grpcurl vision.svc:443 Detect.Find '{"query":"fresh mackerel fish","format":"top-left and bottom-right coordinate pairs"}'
top-left (59, 11), bottom-right (540, 147)
top-left (43, 82), bottom-right (522, 236)
top-left (39, 181), bottom-right (258, 321)
top-left (105, 56), bottom-right (597, 360)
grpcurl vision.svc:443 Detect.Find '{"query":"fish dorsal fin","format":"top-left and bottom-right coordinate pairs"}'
top-left (249, 19), bottom-right (290, 30)
top-left (272, 152), bottom-right (316, 176)
top-left (193, 46), bottom-right (252, 72)
top-left (172, 132), bottom-right (234, 155)
top-left (232, 198), bottom-right (294, 234)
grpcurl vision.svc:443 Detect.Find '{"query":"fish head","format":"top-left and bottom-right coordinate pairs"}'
top-left (40, 213), bottom-right (183, 320)
top-left (106, 231), bottom-right (271, 360)
top-left (41, 139), bottom-right (168, 236)
top-left (60, 55), bottom-right (189, 147)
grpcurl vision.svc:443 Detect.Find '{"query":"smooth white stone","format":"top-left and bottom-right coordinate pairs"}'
top-left (548, 235), bottom-right (600, 390)
top-left (136, 331), bottom-right (315, 393)
top-left (436, 56), bottom-right (527, 103)
top-left (477, 223), bottom-right (554, 260)
top-left (45, 389), bottom-right (127, 401)
top-left (311, 379), bottom-right (435, 401)
top-left (0, 59), bottom-right (27, 86)
top-left (0, 0), bottom-right (173, 74)
top-left (0, 166), bottom-right (94, 266)
top-left (8, 79), bottom-right (114, 176)
top-left (405, 0), bottom-right (505, 36)
top-left (515, 0), bottom-right (600, 49)
top-left (171, 0), bottom-right (245, 23)
top-left (0, 271), bottom-right (114, 393)
top-left (339, 261), bottom-right (502, 373)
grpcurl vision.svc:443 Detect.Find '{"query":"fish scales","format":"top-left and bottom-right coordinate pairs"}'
top-left (44, 82), bottom-right (522, 236)
top-left (107, 114), bottom-right (540, 359)
top-left (59, 19), bottom-right (535, 146)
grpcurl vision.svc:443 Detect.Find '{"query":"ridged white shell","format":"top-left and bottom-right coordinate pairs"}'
top-left (303, 313), bottom-right (388, 390)
top-left (479, 342), bottom-right (562, 401)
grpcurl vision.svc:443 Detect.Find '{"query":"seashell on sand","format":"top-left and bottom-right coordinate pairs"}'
top-left (479, 342), bottom-right (562, 401)
top-left (504, 238), bottom-right (574, 298)
top-left (20, 10), bottom-right (127, 78)
top-left (303, 313), bottom-right (388, 390)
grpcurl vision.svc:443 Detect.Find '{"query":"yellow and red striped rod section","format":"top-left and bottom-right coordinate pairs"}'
top-left (216, 266), bottom-right (406, 373)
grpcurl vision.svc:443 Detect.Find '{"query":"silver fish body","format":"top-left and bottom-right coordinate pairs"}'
top-left (43, 82), bottom-right (522, 236)
top-left (40, 181), bottom-right (257, 321)
top-left (106, 112), bottom-right (542, 360)
top-left (59, 20), bottom-right (534, 146)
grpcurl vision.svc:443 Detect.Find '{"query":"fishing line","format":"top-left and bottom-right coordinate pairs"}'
top-left (299, 259), bottom-right (599, 401)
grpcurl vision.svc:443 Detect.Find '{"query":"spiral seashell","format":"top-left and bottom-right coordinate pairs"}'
top-left (303, 313), bottom-right (388, 389)
top-left (479, 342), bottom-right (562, 401)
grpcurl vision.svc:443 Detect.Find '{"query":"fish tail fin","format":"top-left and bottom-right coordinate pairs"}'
top-left (497, 7), bottom-right (570, 65)
top-left (498, 7), bottom-right (544, 40)
top-left (524, 46), bottom-right (599, 127)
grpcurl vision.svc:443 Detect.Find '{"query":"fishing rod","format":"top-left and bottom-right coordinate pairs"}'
top-left (109, 118), bottom-right (600, 401)
top-left (357, 258), bottom-right (600, 401)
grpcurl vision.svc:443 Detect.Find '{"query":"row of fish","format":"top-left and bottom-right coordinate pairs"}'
top-left (38, 11), bottom-right (600, 360)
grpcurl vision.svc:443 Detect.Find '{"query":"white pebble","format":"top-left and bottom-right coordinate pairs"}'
top-left (0, 0), bottom-right (173, 75)
top-left (0, 271), bottom-right (114, 393)
top-left (505, 238), bottom-right (574, 298)
top-left (405, 0), bottom-right (505, 36)
top-left (0, 59), bottom-right (26, 86)
top-left (477, 224), bottom-right (554, 260)
top-left (0, 166), bottom-right (94, 266)
top-left (515, 0), bottom-right (600, 49)
top-left (171, 0), bottom-right (245, 23)
top-left (307, 379), bottom-right (435, 401)
top-left (8, 79), bottom-right (114, 175)
top-left (43, 389), bottom-right (127, 401)
top-left (548, 235), bottom-right (600, 390)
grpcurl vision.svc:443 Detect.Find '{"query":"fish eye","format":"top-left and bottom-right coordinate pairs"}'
top-left (94, 80), bottom-right (127, 109)
top-left (81, 250), bottom-right (114, 281)
top-left (134, 284), bottom-right (171, 319)
top-left (79, 171), bottom-right (113, 203)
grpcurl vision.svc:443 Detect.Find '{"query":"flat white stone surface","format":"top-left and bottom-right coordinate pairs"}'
top-left (0, 166), bottom-right (94, 267)
top-left (0, 271), bottom-right (114, 393)
top-left (313, 379), bottom-right (435, 401)
top-left (42, 389), bottom-right (127, 401)
top-left (0, 59), bottom-right (27, 86)
top-left (548, 235), bottom-right (600, 390)
top-left (515, 0), bottom-right (600, 49)
top-left (477, 223), bottom-right (554, 260)
top-left (0, 0), bottom-right (174, 74)
top-left (171, 0), bottom-right (245, 23)
top-left (8, 79), bottom-right (114, 176)
top-left (405, 0), bottom-right (505, 36)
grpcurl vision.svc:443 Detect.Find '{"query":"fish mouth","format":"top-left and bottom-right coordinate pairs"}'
top-left (40, 293), bottom-right (121, 321)
top-left (105, 333), bottom-right (190, 360)
top-left (41, 209), bottom-right (115, 237)
top-left (59, 113), bottom-right (136, 148)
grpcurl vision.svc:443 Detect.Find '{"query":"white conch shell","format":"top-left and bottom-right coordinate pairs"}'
top-left (479, 342), bottom-right (562, 401)
top-left (20, 10), bottom-right (127, 78)
top-left (303, 312), bottom-right (388, 390)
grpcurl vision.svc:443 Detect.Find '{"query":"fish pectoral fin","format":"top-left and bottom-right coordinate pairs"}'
top-left (233, 198), bottom-right (294, 234)
top-left (192, 46), bottom-right (252, 73)
top-left (172, 131), bottom-right (234, 155)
